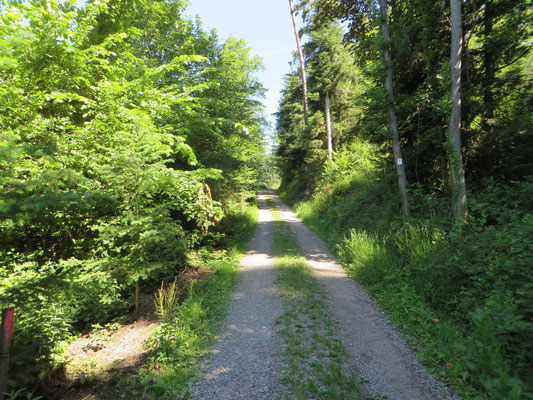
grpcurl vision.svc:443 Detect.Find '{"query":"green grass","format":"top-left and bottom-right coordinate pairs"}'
top-left (267, 198), bottom-right (363, 399)
top-left (109, 203), bottom-right (259, 399)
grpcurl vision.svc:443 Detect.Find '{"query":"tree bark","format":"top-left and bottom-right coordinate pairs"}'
top-left (378, 0), bottom-right (411, 217)
top-left (448, 0), bottom-right (468, 223)
top-left (289, 0), bottom-right (309, 117)
top-left (0, 308), bottom-right (14, 400)
top-left (325, 91), bottom-right (333, 160)
top-left (483, 1), bottom-right (495, 132)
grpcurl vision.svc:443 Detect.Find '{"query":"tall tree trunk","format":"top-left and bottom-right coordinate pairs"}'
top-left (483, 1), bottom-right (495, 133)
top-left (325, 91), bottom-right (333, 160)
top-left (378, 0), bottom-right (411, 217)
top-left (448, 0), bottom-right (468, 223)
top-left (289, 0), bottom-right (309, 117)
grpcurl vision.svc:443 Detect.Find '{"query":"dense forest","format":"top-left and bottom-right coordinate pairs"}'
top-left (0, 0), bottom-right (267, 396)
top-left (276, 0), bottom-right (531, 398)
top-left (0, 0), bottom-right (531, 398)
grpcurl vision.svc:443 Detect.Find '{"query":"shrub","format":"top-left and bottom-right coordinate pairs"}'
top-left (0, 260), bottom-right (125, 389)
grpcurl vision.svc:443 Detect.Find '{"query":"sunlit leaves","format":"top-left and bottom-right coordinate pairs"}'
top-left (0, 0), bottom-right (268, 390)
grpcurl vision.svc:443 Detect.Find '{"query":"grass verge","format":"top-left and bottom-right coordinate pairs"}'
top-left (267, 198), bottom-right (363, 400)
top-left (110, 203), bottom-right (259, 399)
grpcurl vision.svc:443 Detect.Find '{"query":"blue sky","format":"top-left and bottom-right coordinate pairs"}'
top-left (184, 0), bottom-right (299, 130)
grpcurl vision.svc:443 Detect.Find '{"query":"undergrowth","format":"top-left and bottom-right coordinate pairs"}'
top-left (268, 198), bottom-right (364, 399)
top-left (66, 202), bottom-right (259, 399)
top-left (279, 139), bottom-right (533, 400)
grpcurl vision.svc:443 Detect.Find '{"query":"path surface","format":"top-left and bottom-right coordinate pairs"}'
top-left (192, 192), bottom-right (285, 399)
top-left (193, 190), bottom-right (458, 400)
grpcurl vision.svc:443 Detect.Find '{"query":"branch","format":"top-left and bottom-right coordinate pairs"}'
top-left (494, 49), bottom-right (530, 72)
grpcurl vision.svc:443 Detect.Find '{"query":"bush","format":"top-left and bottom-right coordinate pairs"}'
top-left (0, 260), bottom-right (125, 389)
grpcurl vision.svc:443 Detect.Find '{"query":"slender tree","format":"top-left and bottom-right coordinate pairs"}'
top-left (305, 22), bottom-right (356, 162)
top-left (325, 91), bottom-right (333, 160)
top-left (448, 0), bottom-right (467, 222)
top-left (314, 0), bottom-right (411, 215)
top-left (289, 0), bottom-right (309, 117)
top-left (378, 0), bottom-right (411, 217)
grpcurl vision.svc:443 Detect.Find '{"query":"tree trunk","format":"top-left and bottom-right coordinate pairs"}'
top-left (378, 0), bottom-right (411, 217)
top-left (325, 91), bottom-right (333, 160)
top-left (135, 280), bottom-right (140, 313)
top-left (438, 123), bottom-right (450, 192)
top-left (448, 0), bottom-right (468, 223)
top-left (289, 0), bottom-right (309, 117)
top-left (483, 1), bottom-right (495, 133)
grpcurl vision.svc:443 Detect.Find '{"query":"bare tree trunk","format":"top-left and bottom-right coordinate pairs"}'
top-left (483, 1), bottom-right (495, 134)
top-left (378, 0), bottom-right (411, 217)
top-left (325, 91), bottom-right (333, 160)
top-left (448, 0), bottom-right (467, 223)
top-left (135, 280), bottom-right (140, 313)
top-left (289, 0), bottom-right (309, 117)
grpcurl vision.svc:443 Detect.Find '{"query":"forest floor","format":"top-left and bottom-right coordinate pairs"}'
top-left (192, 190), bottom-right (459, 400)
top-left (51, 269), bottom-right (213, 400)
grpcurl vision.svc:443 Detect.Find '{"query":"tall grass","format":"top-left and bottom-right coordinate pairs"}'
top-left (155, 279), bottom-right (181, 323)
top-left (337, 230), bottom-right (396, 284)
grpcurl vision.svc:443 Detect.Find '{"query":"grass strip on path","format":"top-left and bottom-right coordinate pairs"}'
top-left (267, 197), bottom-right (363, 400)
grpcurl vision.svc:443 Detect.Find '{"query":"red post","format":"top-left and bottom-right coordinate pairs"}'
top-left (0, 308), bottom-right (14, 400)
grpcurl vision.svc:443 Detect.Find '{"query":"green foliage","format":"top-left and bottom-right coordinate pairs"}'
top-left (276, 18), bottom-right (364, 197)
top-left (3, 388), bottom-right (43, 400)
top-left (211, 199), bottom-right (260, 253)
top-left (338, 230), bottom-right (396, 284)
top-left (281, 0), bottom-right (532, 203)
top-left (286, 161), bottom-right (533, 398)
top-left (0, 260), bottom-right (124, 388)
top-left (0, 0), bottom-right (266, 393)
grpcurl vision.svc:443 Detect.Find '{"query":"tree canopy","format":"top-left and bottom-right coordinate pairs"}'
top-left (0, 0), bottom-right (267, 389)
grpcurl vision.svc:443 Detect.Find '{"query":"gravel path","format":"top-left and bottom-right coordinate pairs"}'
top-left (193, 190), bottom-right (458, 399)
top-left (270, 191), bottom-right (459, 400)
top-left (192, 191), bottom-right (285, 400)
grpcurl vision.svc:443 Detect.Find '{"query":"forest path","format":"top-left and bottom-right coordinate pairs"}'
top-left (193, 190), bottom-right (457, 399)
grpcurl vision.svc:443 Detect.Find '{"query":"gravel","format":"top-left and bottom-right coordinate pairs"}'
top-left (271, 192), bottom-right (460, 400)
top-left (192, 191), bottom-right (285, 400)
